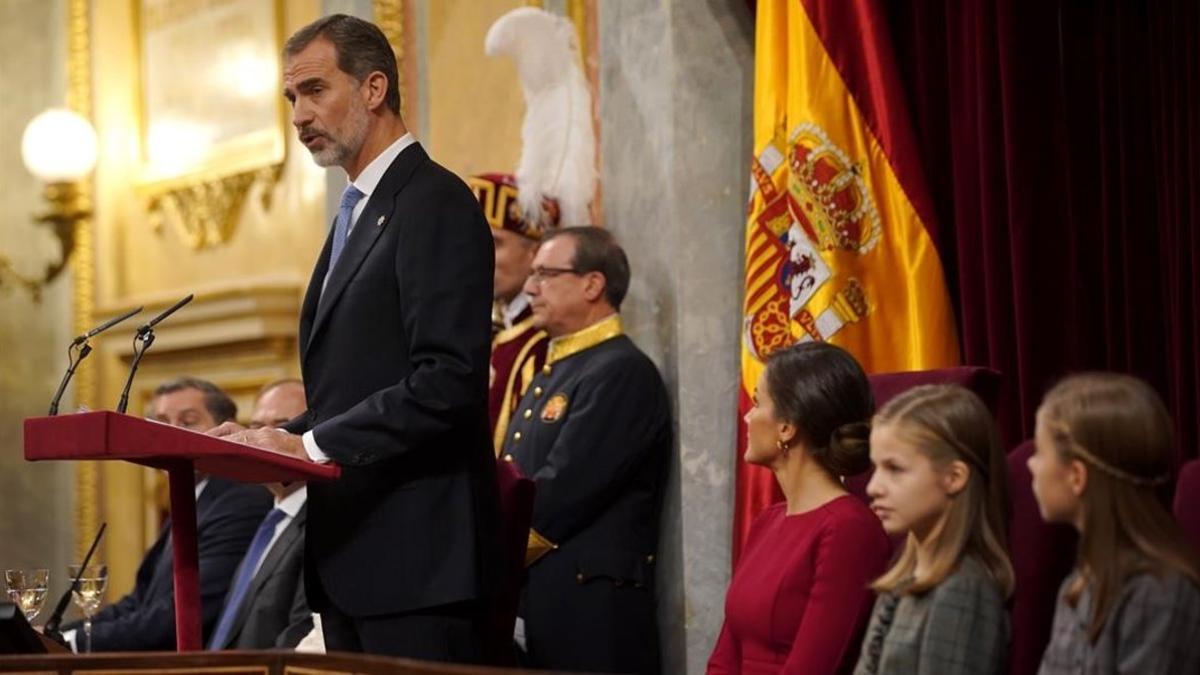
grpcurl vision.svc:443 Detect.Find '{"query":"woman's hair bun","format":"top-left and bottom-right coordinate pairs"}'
top-left (823, 421), bottom-right (872, 476)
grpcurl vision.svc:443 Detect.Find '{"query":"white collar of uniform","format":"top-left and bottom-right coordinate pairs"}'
top-left (350, 133), bottom-right (416, 200)
top-left (502, 293), bottom-right (532, 329)
top-left (274, 484), bottom-right (308, 519)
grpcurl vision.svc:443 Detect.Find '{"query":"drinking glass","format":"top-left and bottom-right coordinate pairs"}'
top-left (4, 569), bottom-right (49, 623)
top-left (67, 564), bottom-right (107, 653)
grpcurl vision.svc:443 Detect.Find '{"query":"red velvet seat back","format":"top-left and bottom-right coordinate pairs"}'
top-left (1174, 459), bottom-right (1200, 553)
top-left (486, 458), bottom-right (535, 665)
top-left (1006, 441), bottom-right (1078, 675)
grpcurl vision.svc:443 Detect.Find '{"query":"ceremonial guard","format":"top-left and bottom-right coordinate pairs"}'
top-left (469, 172), bottom-right (551, 454)
top-left (501, 227), bottom-right (671, 675)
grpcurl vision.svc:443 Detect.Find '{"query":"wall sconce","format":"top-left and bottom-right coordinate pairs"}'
top-left (0, 108), bottom-right (99, 299)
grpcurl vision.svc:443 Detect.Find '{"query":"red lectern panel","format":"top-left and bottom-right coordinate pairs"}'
top-left (23, 411), bottom-right (340, 652)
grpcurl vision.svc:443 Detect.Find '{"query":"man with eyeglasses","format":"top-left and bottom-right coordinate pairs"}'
top-left (467, 173), bottom-right (551, 455)
top-left (500, 227), bottom-right (671, 674)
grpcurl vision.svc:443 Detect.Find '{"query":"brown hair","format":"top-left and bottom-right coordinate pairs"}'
top-left (152, 376), bottom-right (237, 425)
top-left (544, 227), bottom-right (630, 310)
top-left (284, 14), bottom-right (401, 115)
top-left (763, 342), bottom-right (874, 477)
top-left (871, 384), bottom-right (1014, 597)
top-left (1039, 372), bottom-right (1200, 641)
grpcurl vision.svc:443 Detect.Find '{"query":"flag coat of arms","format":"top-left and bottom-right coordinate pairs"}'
top-left (735, 0), bottom-right (960, 561)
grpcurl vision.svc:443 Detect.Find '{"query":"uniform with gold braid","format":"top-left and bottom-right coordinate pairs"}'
top-left (501, 315), bottom-right (671, 674)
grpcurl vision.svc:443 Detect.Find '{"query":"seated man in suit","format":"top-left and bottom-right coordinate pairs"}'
top-left (208, 379), bottom-right (312, 650)
top-left (63, 377), bottom-right (271, 651)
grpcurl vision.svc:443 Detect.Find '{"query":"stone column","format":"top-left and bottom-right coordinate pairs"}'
top-left (599, 1), bottom-right (754, 672)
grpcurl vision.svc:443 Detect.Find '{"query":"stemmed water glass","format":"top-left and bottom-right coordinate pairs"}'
top-left (67, 563), bottom-right (107, 653)
top-left (4, 568), bottom-right (50, 623)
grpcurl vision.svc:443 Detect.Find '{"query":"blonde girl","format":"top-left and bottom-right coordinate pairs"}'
top-left (854, 384), bottom-right (1013, 675)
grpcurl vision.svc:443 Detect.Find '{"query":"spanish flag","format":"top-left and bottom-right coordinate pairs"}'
top-left (735, 0), bottom-right (960, 561)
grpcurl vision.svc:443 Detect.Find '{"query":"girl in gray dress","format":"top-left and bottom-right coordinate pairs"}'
top-left (854, 385), bottom-right (1013, 675)
top-left (1029, 373), bottom-right (1200, 674)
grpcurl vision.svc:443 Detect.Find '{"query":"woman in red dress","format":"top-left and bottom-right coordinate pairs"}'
top-left (708, 342), bottom-right (891, 675)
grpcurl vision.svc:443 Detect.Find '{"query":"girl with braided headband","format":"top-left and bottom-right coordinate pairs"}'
top-left (1030, 373), bottom-right (1200, 674)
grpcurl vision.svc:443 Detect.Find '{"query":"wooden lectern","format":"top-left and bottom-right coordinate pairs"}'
top-left (23, 411), bottom-right (340, 652)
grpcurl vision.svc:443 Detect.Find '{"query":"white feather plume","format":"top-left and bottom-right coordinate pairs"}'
top-left (485, 7), bottom-right (596, 227)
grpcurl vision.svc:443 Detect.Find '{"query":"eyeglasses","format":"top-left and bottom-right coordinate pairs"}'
top-left (528, 266), bottom-right (583, 284)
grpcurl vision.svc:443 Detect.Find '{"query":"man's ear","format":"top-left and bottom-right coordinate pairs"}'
top-left (362, 71), bottom-right (389, 111)
top-left (582, 271), bottom-right (607, 303)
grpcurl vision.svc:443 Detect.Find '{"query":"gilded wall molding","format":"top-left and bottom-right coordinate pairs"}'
top-left (134, 0), bottom-right (288, 250)
top-left (68, 0), bottom-right (99, 562)
top-left (146, 165), bottom-right (282, 249)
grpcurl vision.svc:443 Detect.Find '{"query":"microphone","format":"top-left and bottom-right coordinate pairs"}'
top-left (136, 294), bottom-right (193, 336)
top-left (117, 294), bottom-right (193, 414)
top-left (43, 523), bottom-right (106, 639)
top-left (49, 308), bottom-right (144, 415)
top-left (72, 306), bottom-right (143, 346)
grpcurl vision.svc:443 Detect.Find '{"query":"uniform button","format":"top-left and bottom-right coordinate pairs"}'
top-left (503, 454), bottom-right (514, 462)
top-left (575, 573), bottom-right (584, 584)
top-left (523, 409), bottom-right (533, 420)
top-left (513, 431), bottom-right (522, 442)
top-left (542, 364), bottom-right (552, 375)
top-left (533, 387), bottom-right (543, 398)
top-left (645, 554), bottom-right (655, 563)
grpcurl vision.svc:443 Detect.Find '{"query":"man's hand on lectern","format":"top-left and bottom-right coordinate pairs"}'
top-left (206, 421), bottom-right (245, 438)
top-left (223, 426), bottom-right (309, 461)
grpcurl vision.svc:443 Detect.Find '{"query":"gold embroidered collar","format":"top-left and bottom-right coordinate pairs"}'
top-left (547, 314), bottom-right (623, 365)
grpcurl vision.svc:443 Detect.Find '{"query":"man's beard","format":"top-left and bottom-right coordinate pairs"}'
top-left (309, 100), bottom-right (370, 168)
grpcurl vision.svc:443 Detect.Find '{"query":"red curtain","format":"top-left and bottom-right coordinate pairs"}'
top-left (876, 0), bottom-right (1200, 459)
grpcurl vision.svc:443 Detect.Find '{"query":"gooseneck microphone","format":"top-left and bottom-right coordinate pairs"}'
top-left (135, 293), bottom-right (193, 337)
top-left (116, 294), bottom-right (193, 414)
top-left (73, 306), bottom-right (143, 346)
top-left (49, 307), bottom-right (143, 415)
top-left (42, 522), bottom-right (106, 639)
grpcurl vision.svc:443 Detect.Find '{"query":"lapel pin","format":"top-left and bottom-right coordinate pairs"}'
top-left (376, 215), bottom-right (386, 227)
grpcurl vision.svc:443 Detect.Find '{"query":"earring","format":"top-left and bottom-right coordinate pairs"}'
top-left (776, 438), bottom-right (790, 455)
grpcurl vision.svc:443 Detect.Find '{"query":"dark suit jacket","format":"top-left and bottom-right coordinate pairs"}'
top-left (212, 504), bottom-right (311, 649)
top-left (502, 332), bottom-right (672, 675)
top-left (71, 477), bottom-right (271, 651)
top-left (283, 142), bottom-right (501, 618)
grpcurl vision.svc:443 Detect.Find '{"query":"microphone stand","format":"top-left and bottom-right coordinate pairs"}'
top-left (47, 342), bottom-right (93, 416)
top-left (42, 523), bottom-right (106, 644)
top-left (116, 330), bottom-right (156, 415)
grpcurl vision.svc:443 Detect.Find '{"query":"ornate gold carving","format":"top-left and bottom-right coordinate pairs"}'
top-left (146, 165), bottom-right (282, 249)
top-left (135, 0), bottom-right (287, 249)
top-left (67, 0), bottom-right (99, 562)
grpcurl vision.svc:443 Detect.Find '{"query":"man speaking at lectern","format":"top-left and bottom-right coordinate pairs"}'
top-left (212, 14), bottom-right (500, 663)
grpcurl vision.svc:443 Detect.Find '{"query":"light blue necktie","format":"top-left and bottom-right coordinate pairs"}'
top-left (329, 184), bottom-right (366, 272)
top-left (207, 508), bottom-right (287, 650)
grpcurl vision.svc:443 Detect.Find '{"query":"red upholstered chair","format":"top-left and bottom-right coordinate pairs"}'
top-left (1006, 441), bottom-right (1077, 675)
top-left (486, 458), bottom-right (535, 665)
top-left (844, 366), bottom-right (1003, 501)
top-left (1174, 459), bottom-right (1200, 553)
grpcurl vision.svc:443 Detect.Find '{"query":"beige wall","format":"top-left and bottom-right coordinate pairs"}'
top-left (0, 0), bottom-right (79, 607)
top-left (423, 0), bottom-right (525, 178)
